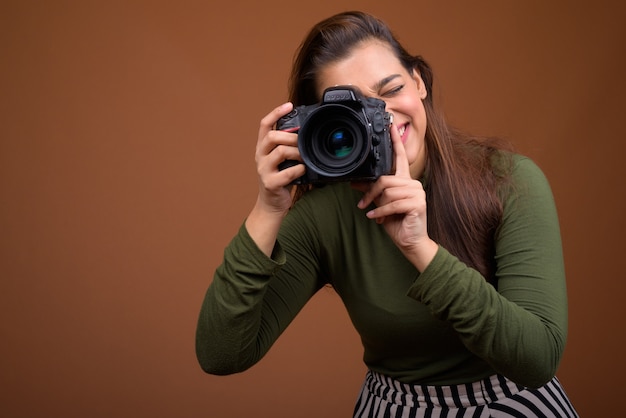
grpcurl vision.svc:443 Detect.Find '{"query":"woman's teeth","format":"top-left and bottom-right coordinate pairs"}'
top-left (398, 125), bottom-right (406, 137)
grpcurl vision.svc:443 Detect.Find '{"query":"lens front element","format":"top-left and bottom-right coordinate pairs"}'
top-left (326, 128), bottom-right (354, 158)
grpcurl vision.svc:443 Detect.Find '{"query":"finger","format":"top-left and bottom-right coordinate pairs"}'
top-left (258, 145), bottom-right (305, 189)
top-left (258, 130), bottom-right (299, 157)
top-left (264, 143), bottom-right (303, 170)
top-left (390, 123), bottom-right (411, 178)
top-left (259, 102), bottom-right (294, 139)
top-left (366, 197), bottom-right (424, 220)
top-left (356, 175), bottom-right (405, 209)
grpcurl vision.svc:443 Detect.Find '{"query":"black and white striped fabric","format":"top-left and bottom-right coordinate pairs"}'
top-left (353, 370), bottom-right (578, 417)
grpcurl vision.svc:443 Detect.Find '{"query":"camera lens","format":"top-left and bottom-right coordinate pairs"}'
top-left (298, 104), bottom-right (370, 178)
top-left (326, 129), bottom-right (354, 158)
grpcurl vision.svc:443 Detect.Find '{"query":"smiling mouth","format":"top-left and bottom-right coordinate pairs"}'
top-left (398, 124), bottom-right (408, 141)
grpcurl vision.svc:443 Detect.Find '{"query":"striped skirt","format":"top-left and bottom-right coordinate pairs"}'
top-left (353, 370), bottom-right (578, 417)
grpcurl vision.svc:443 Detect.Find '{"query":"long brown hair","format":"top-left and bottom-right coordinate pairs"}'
top-left (288, 11), bottom-right (513, 282)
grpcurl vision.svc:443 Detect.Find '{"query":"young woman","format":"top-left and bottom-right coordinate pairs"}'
top-left (196, 11), bottom-right (578, 417)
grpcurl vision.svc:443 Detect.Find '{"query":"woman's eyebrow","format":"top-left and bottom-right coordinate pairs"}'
top-left (373, 74), bottom-right (402, 91)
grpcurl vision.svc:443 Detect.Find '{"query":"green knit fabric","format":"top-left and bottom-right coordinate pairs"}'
top-left (196, 155), bottom-right (568, 388)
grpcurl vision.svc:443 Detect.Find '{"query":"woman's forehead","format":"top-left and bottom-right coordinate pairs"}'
top-left (316, 41), bottom-right (405, 96)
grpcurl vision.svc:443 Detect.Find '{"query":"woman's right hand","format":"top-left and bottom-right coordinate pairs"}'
top-left (255, 102), bottom-right (305, 214)
top-left (245, 102), bottom-right (306, 256)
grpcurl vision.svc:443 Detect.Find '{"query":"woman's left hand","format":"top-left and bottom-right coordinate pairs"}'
top-left (351, 125), bottom-right (438, 271)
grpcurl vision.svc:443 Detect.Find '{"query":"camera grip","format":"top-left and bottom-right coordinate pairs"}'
top-left (278, 159), bottom-right (300, 171)
top-left (276, 109), bottom-right (301, 132)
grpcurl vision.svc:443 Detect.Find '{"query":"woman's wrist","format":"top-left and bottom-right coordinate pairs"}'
top-left (245, 198), bottom-right (289, 257)
top-left (403, 238), bottom-right (439, 273)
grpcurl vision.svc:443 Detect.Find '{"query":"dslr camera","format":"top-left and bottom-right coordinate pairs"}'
top-left (277, 86), bottom-right (394, 184)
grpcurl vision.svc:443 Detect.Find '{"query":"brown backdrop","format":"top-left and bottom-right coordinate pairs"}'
top-left (1, 1), bottom-right (625, 417)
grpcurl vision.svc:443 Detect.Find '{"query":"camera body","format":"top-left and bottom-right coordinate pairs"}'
top-left (277, 86), bottom-right (394, 184)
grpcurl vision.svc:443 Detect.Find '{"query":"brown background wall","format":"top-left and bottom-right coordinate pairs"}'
top-left (1, 1), bottom-right (625, 417)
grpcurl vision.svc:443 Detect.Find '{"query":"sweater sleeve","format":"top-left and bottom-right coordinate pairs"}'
top-left (195, 222), bottom-right (323, 375)
top-left (406, 156), bottom-right (568, 388)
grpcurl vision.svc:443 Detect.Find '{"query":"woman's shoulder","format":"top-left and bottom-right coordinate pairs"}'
top-left (497, 152), bottom-right (557, 208)
top-left (507, 153), bottom-right (552, 187)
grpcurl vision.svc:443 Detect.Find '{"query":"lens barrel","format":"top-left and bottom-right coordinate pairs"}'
top-left (298, 104), bottom-right (369, 177)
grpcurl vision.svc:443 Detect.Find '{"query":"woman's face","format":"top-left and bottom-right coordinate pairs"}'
top-left (316, 40), bottom-right (428, 180)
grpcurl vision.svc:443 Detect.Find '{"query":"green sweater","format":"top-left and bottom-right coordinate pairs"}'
top-left (196, 155), bottom-right (568, 388)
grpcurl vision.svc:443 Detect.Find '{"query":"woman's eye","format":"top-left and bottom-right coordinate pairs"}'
top-left (382, 85), bottom-right (404, 97)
